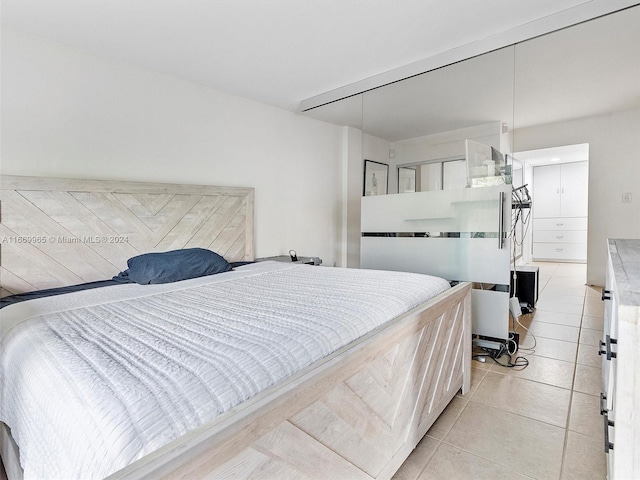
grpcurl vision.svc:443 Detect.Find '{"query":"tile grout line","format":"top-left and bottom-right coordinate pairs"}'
top-left (436, 438), bottom-right (539, 480)
top-left (421, 368), bottom-right (542, 479)
top-left (411, 439), bottom-right (445, 480)
top-left (558, 280), bottom-right (587, 480)
top-left (412, 263), bottom-right (601, 480)
top-left (465, 397), bottom-right (569, 430)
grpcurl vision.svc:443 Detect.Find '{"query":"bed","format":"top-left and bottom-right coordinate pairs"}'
top-left (0, 175), bottom-right (471, 480)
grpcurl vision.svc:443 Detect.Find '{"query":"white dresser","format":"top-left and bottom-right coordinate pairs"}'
top-left (601, 239), bottom-right (640, 479)
top-left (532, 161), bottom-right (588, 262)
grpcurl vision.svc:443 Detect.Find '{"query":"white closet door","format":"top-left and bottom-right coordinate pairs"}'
top-left (560, 161), bottom-right (589, 217)
top-left (533, 164), bottom-right (561, 218)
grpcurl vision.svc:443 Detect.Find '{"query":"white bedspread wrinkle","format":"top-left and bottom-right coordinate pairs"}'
top-left (0, 263), bottom-right (449, 479)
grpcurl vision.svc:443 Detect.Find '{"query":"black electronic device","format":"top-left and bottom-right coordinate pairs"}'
top-left (289, 249), bottom-right (298, 262)
top-left (510, 266), bottom-right (539, 311)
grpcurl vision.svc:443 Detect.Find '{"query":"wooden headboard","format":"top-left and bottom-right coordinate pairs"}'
top-left (0, 175), bottom-right (254, 296)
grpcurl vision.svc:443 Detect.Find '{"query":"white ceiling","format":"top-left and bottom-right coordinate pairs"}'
top-left (515, 144), bottom-right (590, 166)
top-left (2, 0), bottom-right (638, 142)
top-left (2, 0), bottom-right (631, 113)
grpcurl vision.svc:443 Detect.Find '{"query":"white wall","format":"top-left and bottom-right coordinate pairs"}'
top-left (514, 108), bottom-right (640, 286)
top-left (1, 31), bottom-right (343, 265)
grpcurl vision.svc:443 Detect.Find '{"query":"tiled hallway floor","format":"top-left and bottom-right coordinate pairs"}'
top-left (394, 262), bottom-right (606, 480)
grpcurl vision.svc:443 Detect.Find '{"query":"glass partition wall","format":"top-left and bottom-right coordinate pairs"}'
top-left (303, 8), bottom-right (639, 474)
top-left (303, 5), bottom-right (640, 326)
top-left (512, 6), bottom-right (640, 284)
top-left (362, 45), bottom-right (515, 195)
top-left (358, 46), bottom-right (516, 341)
top-left (304, 6), bottom-right (639, 285)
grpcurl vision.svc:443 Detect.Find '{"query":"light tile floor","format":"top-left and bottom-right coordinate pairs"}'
top-left (393, 262), bottom-right (607, 480)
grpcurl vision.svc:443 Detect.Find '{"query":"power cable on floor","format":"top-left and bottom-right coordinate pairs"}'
top-left (473, 343), bottom-right (529, 370)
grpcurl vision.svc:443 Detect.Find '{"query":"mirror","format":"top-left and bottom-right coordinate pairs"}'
top-left (512, 6), bottom-right (639, 283)
top-left (362, 45), bottom-right (515, 195)
top-left (302, 6), bottom-right (640, 280)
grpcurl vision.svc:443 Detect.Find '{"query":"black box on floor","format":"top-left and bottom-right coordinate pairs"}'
top-left (510, 266), bottom-right (539, 310)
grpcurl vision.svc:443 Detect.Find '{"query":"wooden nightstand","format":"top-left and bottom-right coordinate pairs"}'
top-left (255, 255), bottom-right (322, 266)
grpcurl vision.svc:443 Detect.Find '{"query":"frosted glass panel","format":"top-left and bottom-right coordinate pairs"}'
top-left (361, 237), bottom-right (510, 284)
top-left (361, 184), bottom-right (511, 234)
top-left (361, 183), bottom-right (512, 340)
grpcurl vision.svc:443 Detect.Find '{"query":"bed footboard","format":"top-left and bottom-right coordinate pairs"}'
top-left (111, 282), bottom-right (472, 480)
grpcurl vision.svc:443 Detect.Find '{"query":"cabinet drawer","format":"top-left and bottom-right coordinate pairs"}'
top-left (533, 230), bottom-right (587, 244)
top-left (533, 242), bottom-right (587, 261)
top-left (533, 217), bottom-right (588, 231)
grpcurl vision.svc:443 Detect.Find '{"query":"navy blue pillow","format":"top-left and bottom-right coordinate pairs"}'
top-left (115, 248), bottom-right (232, 285)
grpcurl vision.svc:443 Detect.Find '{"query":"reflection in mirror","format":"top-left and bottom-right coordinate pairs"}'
top-left (362, 45), bottom-right (515, 195)
top-left (511, 156), bottom-right (524, 190)
top-left (443, 160), bottom-right (466, 190)
top-left (397, 167), bottom-right (416, 193)
top-left (510, 156), bottom-right (528, 261)
top-left (302, 93), bottom-right (363, 132)
top-left (397, 159), bottom-right (469, 193)
top-left (465, 139), bottom-right (510, 188)
top-left (358, 45), bottom-right (516, 342)
top-left (513, 6), bottom-right (640, 283)
top-left (302, 5), bottom-right (639, 280)
top-left (363, 160), bottom-right (389, 196)
top-left (305, 46), bottom-right (516, 267)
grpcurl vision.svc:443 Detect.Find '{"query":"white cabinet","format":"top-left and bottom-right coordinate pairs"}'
top-left (561, 162), bottom-right (589, 217)
top-left (533, 162), bottom-right (588, 218)
top-left (533, 163), bottom-right (562, 217)
top-left (532, 161), bottom-right (588, 262)
top-left (602, 239), bottom-right (640, 479)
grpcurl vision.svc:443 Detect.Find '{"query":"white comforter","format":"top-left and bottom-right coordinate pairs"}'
top-left (0, 262), bottom-right (449, 479)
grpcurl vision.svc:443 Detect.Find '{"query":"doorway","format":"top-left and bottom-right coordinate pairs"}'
top-left (514, 144), bottom-right (589, 264)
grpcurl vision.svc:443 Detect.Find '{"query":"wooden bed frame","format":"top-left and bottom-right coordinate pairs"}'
top-left (0, 175), bottom-right (254, 296)
top-left (0, 175), bottom-right (471, 480)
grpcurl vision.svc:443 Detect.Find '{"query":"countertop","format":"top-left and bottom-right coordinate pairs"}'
top-left (609, 238), bottom-right (640, 307)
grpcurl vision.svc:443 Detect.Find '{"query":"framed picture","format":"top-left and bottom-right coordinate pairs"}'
top-left (398, 167), bottom-right (416, 193)
top-left (363, 160), bottom-right (389, 196)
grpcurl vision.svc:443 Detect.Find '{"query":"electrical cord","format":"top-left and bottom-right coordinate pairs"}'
top-left (510, 185), bottom-right (532, 304)
top-left (507, 332), bottom-right (518, 355)
top-left (472, 182), bottom-right (534, 370)
top-left (474, 183), bottom-right (535, 368)
top-left (473, 344), bottom-right (529, 370)
top-left (508, 184), bottom-right (537, 352)
top-left (512, 311), bottom-right (537, 351)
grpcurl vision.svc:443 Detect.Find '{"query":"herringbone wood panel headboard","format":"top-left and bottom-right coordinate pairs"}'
top-left (0, 175), bottom-right (254, 296)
